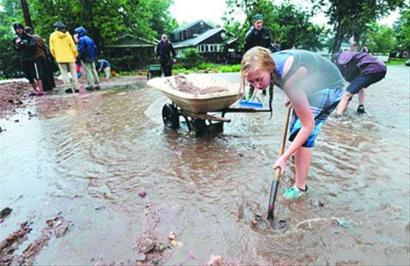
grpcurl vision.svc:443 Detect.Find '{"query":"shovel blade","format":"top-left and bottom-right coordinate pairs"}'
top-left (267, 179), bottom-right (280, 220)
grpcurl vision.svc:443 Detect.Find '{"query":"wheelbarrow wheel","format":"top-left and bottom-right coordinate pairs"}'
top-left (162, 104), bottom-right (179, 129)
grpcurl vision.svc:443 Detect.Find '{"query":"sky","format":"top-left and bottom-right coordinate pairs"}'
top-left (169, 0), bottom-right (400, 27)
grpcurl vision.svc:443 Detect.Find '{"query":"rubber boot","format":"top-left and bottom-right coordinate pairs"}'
top-left (37, 80), bottom-right (44, 96)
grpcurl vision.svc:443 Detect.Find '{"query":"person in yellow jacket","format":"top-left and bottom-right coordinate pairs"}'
top-left (49, 21), bottom-right (79, 93)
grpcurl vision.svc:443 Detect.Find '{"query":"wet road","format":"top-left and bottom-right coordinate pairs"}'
top-left (0, 66), bottom-right (409, 265)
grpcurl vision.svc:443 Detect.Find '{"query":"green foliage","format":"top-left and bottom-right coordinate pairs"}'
top-left (182, 48), bottom-right (202, 68)
top-left (393, 7), bottom-right (410, 52)
top-left (0, 0), bottom-right (177, 77)
top-left (29, 0), bottom-right (173, 46)
top-left (219, 64), bottom-right (240, 72)
top-left (364, 21), bottom-right (395, 54)
top-left (223, 0), bottom-right (324, 51)
top-left (387, 58), bottom-right (407, 65)
top-left (173, 63), bottom-right (240, 74)
top-left (311, 0), bottom-right (406, 53)
top-left (0, 0), bottom-right (24, 78)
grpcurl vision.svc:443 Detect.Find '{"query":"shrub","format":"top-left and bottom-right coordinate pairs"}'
top-left (182, 48), bottom-right (202, 68)
top-left (219, 64), bottom-right (241, 72)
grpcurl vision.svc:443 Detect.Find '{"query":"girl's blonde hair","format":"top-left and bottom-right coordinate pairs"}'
top-left (240, 46), bottom-right (276, 93)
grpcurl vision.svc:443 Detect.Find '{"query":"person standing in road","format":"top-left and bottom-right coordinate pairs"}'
top-left (155, 34), bottom-right (176, 77)
top-left (74, 26), bottom-right (100, 90)
top-left (49, 21), bottom-right (79, 93)
top-left (12, 23), bottom-right (44, 96)
top-left (244, 14), bottom-right (273, 97)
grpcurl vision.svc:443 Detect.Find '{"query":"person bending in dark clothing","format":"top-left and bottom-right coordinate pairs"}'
top-left (244, 14), bottom-right (273, 97)
top-left (155, 34), bottom-right (176, 77)
top-left (331, 51), bottom-right (386, 115)
top-left (25, 26), bottom-right (56, 91)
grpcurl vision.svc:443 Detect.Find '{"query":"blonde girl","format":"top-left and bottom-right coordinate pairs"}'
top-left (241, 47), bottom-right (344, 199)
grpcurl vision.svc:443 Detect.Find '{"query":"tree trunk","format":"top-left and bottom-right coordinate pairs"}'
top-left (20, 0), bottom-right (33, 31)
top-left (332, 23), bottom-right (345, 54)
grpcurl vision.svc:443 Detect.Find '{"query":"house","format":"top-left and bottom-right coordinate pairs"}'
top-left (170, 20), bottom-right (239, 63)
top-left (102, 35), bottom-right (157, 70)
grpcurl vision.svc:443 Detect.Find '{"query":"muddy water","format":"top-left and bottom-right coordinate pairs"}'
top-left (0, 68), bottom-right (409, 265)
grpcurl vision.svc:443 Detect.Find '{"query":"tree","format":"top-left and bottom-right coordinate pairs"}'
top-left (30, 0), bottom-right (156, 46)
top-left (0, 0), bottom-right (177, 76)
top-left (28, 0), bottom-right (176, 46)
top-left (393, 7), bottom-right (410, 53)
top-left (0, 0), bottom-right (23, 78)
top-left (311, 0), bottom-right (406, 53)
top-left (150, 0), bottom-right (178, 37)
top-left (223, 0), bottom-right (324, 51)
top-left (363, 21), bottom-right (395, 53)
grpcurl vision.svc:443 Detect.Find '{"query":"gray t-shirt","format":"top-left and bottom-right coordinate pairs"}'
top-left (272, 50), bottom-right (344, 95)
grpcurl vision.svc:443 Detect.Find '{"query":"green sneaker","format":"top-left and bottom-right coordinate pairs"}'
top-left (282, 185), bottom-right (308, 200)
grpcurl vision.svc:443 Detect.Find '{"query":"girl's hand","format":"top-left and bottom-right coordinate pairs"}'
top-left (273, 155), bottom-right (288, 176)
top-left (284, 97), bottom-right (292, 107)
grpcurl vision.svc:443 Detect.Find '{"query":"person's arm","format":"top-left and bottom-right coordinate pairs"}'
top-left (264, 29), bottom-right (272, 50)
top-left (244, 29), bottom-right (252, 52)
top-left (274, 66), bottom-right (315, 175)
top-left (49, 35), bottom-right (55, 58)
top-left (98, 60), bottom-right (103, 72)
top-left (70, 35), bottom-right (78, 58)
top-left (155, 43), bottom-right (160, 58)
top-left (13, 37), bottom-right (22, 50)
top-left (170, 43), bottom-right (176, 59)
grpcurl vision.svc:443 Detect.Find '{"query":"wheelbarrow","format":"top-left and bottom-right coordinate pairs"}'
top-left (147, 64), bottom-right (162, 80)
top-left (147, 74), bottom-right (271, 135)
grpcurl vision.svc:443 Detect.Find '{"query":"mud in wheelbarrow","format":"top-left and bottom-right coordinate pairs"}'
top-left (147, 74), bottom-right (271, 135)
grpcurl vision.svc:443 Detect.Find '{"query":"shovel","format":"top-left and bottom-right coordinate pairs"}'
top-left (267, 106), bottom-right (292, 221)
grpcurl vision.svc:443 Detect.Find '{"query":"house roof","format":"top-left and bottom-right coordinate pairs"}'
top-left (173, 28), bottom-right (225, 48)
top-left (104, 34), bottom-right (157, 48)
top-left (172, 19), bottom-right (212, 34)
top-left (225, 37), bottom-right (238, 45)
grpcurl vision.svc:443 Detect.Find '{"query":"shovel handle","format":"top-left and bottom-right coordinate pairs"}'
top-left (267, 106), bottom-right (292, 221)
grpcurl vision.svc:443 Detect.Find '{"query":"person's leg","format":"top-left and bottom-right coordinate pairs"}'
top-left (36, 79), bottom-right (44, 95)
top-left (294, 147), bottom-right (312, 190)
top-left (357, 89), bottom-right (366, 113)
top-left (160, 62), bottom-right (166, 77)
top-left (68, 62), bottom-right (79, 92)
top-left (168, 63), bottom-right (173, 76)
top-left (29, 82), bottom-right (37, 93)
top-left (336, 92), bottom-right (353, 115)
top-left (58, 63), bottom-right (71, 90)
top-left (356, 72), bottom-right (385, 114)
top-left (91, 62), bottom-right (100, 86)
top-left (164, 62), bottom-right (172, 77)
top-left (358, 89), bottom-right (365, 105)
top-left (82, 61), bottom-right (95, 88)
top-left (104, 67), bottom-right (110, 79)
top-left (284, 88), bottom-right (342, 200)
top-left (33, 62), bottom-right (44, 95)
top-left (23, 62), bottom-right (37, 93)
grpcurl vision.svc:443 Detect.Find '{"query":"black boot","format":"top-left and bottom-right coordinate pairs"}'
top-left (357, 105), bottom-right (366, 114)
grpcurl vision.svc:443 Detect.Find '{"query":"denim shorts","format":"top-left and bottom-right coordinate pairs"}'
top-left (346, 72), bottom-right (386, 94)
top-left (289, 87), bottom-right (344, 148)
